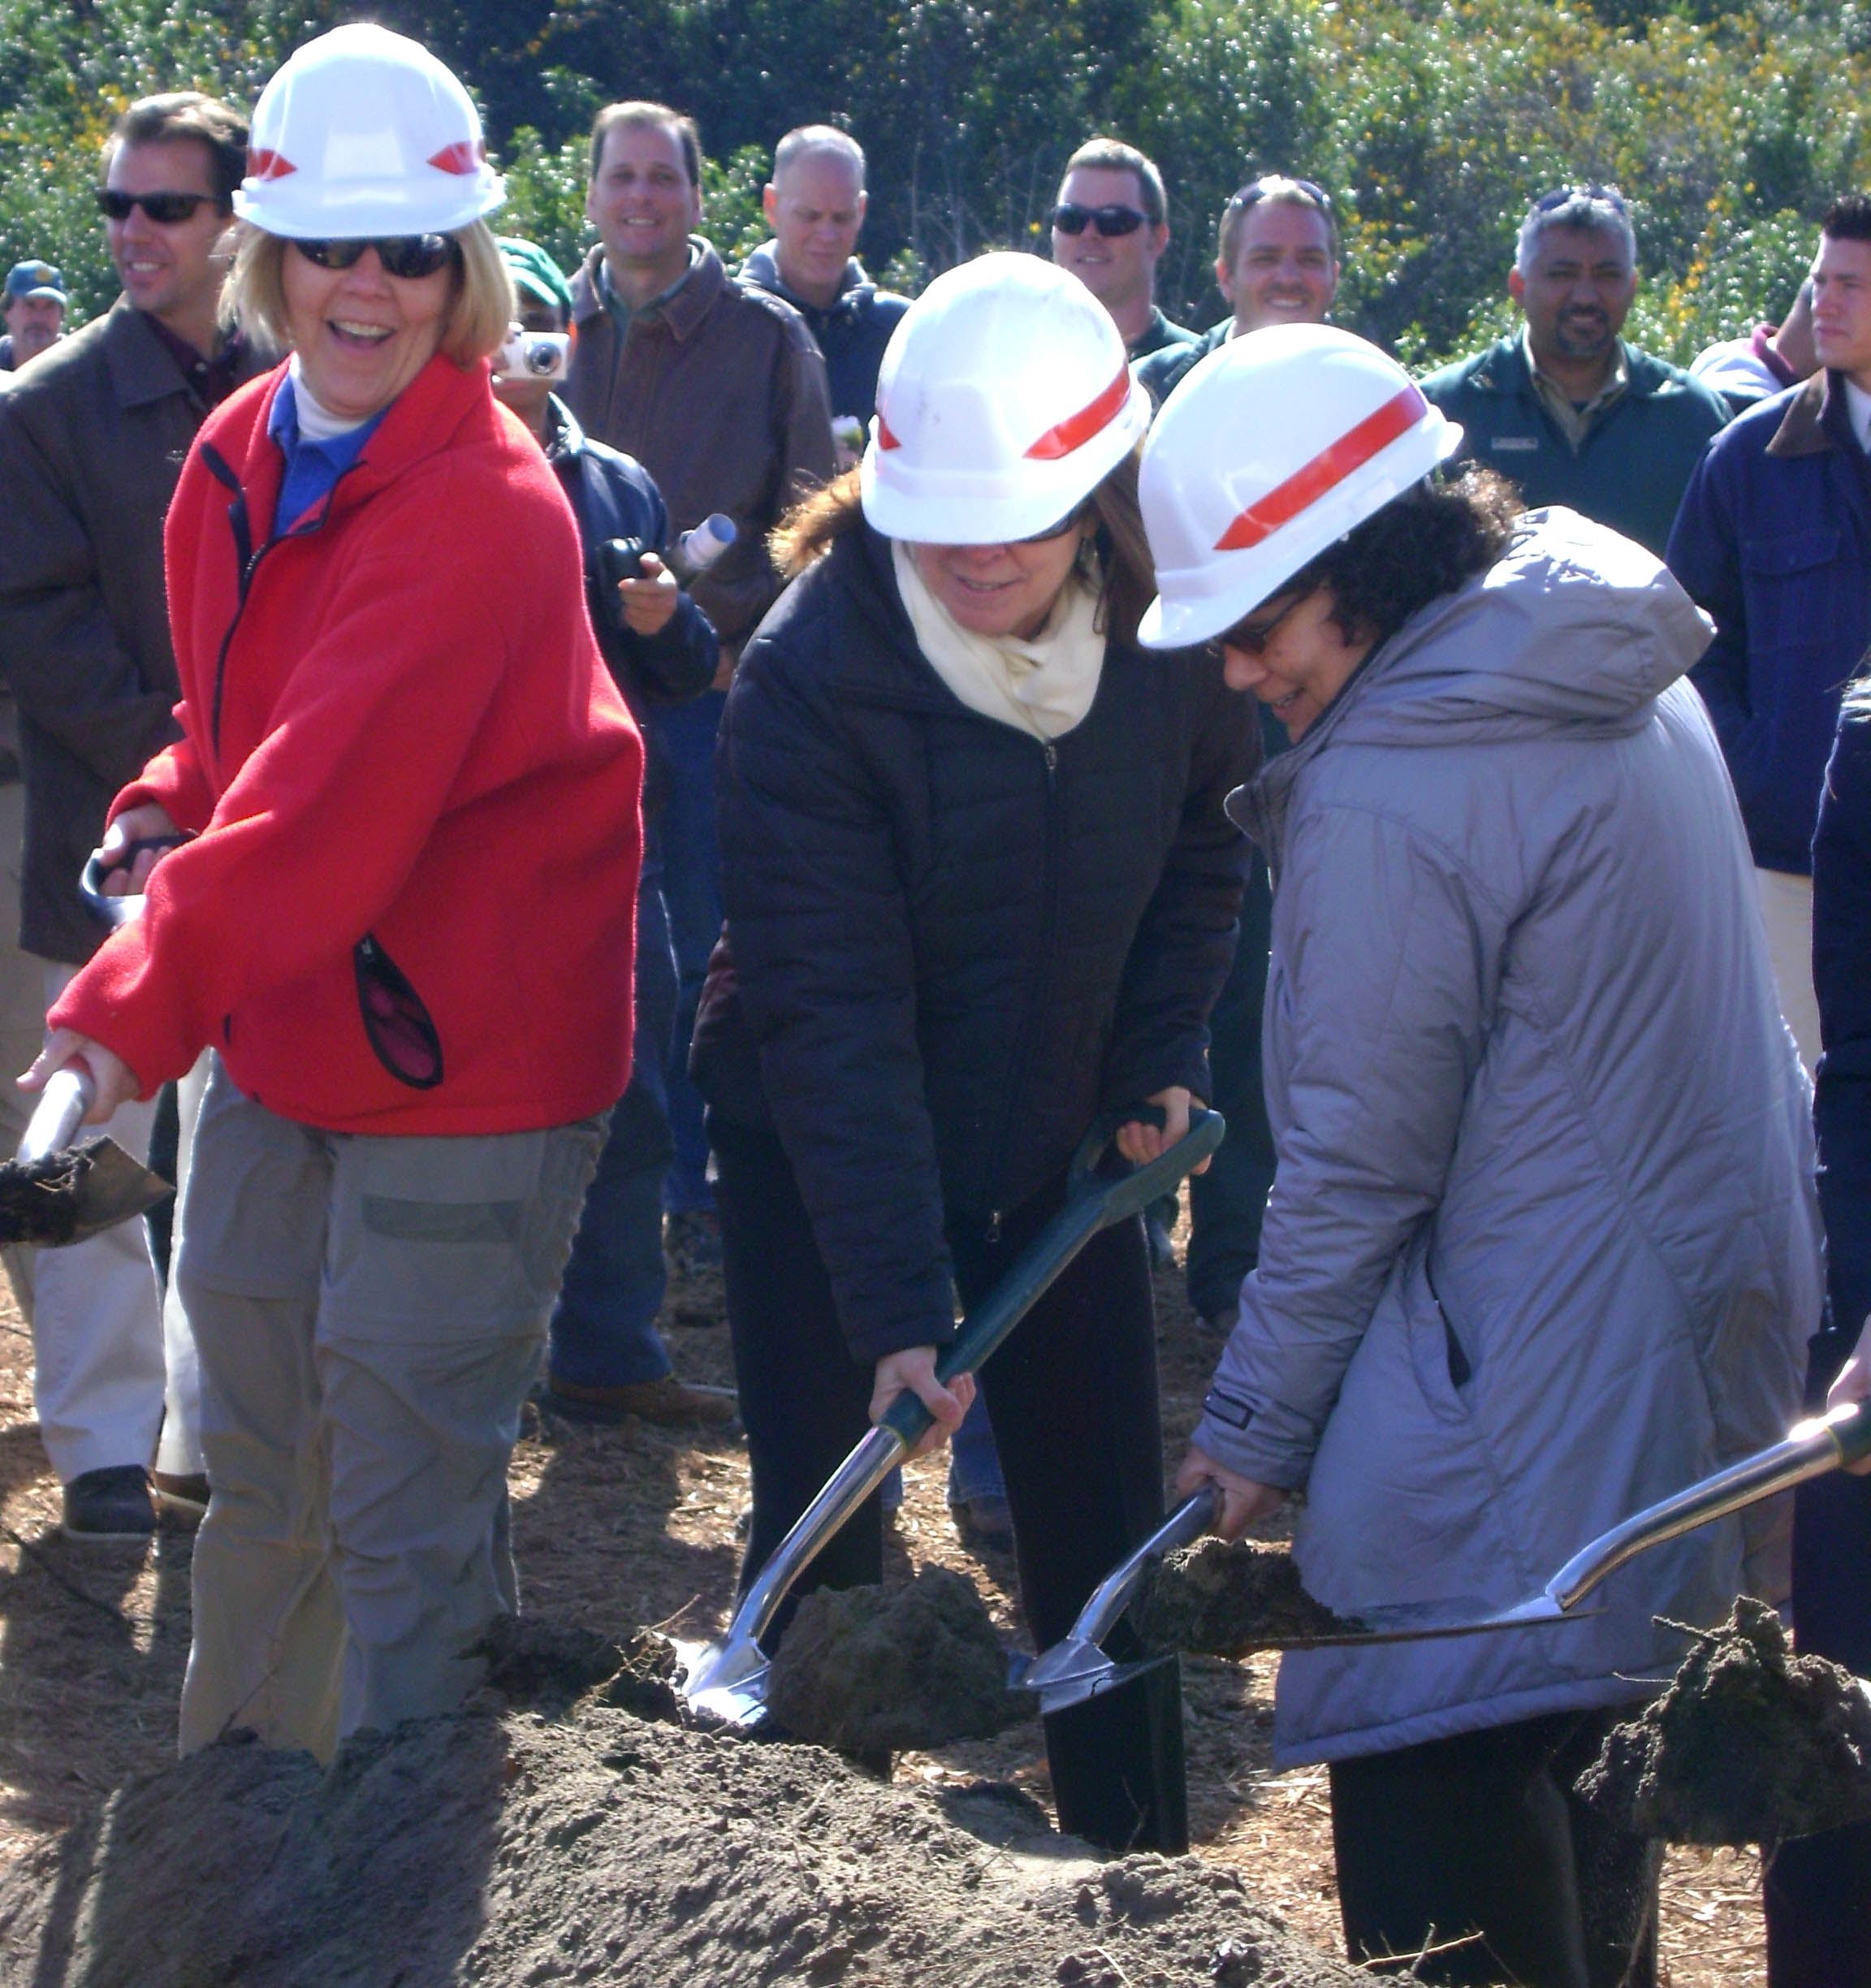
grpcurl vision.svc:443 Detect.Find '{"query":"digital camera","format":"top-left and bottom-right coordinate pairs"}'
top-left (495, 329), bottom-right (571, 381)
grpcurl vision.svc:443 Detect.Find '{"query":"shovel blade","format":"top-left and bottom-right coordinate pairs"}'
top-left (672, 1631), bottom-right (771, 1728)
top-left (0, 1135), bottom-right (173, 1247)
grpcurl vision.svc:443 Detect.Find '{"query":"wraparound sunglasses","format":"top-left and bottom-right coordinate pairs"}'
top-left (96, 189), bottom-right (224, 224)
top-left (292, 234), bottom-right (458, 279)
top-left (1048, 202), bottom-right (1149, 238)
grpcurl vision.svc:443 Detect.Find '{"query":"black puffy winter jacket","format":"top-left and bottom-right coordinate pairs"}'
top-left (694, 519), bottom-right (1254, 1361)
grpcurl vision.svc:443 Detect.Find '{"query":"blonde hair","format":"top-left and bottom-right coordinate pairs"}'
top-left (223, 218), bottom-right (515, 365)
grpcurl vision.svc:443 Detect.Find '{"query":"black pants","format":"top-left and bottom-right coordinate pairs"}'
top-left (1765, 1324), bottom-right (1871, 1988)
top-left (1329, 1709), bottom-right (1661, 1987)
top-left (711, 1115), bottom-right (1177, 1849)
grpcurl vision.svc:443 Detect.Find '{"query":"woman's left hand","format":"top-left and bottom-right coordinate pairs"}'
top-left (18, 1029), bottom-right (142, 1125)
top-left (617, 551), bottom-right (683, 637)
top-left (1175, 1444), bottom-right (1286, 1539)
top-left (1115, 1086), bottom-right (1211, 1173)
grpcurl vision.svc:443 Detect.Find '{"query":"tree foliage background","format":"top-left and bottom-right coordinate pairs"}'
top-left (6, 0), bottom-right (1867, 366)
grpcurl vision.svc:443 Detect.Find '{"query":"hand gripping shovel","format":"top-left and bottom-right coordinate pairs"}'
top-left (0, 838), bottom-right (184, 1247)
top-left (675, 1106), bottom-right (1225, 1728)
top-left (1024, 1398), bottom-right (1871, 1715)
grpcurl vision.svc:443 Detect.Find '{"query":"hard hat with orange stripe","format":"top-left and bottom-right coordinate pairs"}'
top-left (1136, 325), bottom-right (1462, 650)
top-left (235, 24), bottom-right (505, 240)
top-left (860, 252), bottom-right (1150, 545)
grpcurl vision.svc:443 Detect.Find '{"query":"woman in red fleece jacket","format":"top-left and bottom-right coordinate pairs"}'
top-left (24, 25), bottom-right (642, 1759)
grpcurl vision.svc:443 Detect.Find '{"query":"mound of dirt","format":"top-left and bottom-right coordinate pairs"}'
top-left (766, 1564), bottom-right (1035, 1752)
top-left (1576, 1595), bottom-right (1871, 1846)
top-left (472, 1613), bottom-right (687, 1724)
top-left (0, 1696), bottom-right (1364, 1987)
top-left (1138, 1540), bottom-right (1360, 1658)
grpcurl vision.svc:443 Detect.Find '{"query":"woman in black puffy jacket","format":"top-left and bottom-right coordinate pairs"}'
top-left (692, 254), bottom-right (1252, 1848)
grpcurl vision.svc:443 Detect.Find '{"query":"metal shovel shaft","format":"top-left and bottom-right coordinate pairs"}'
top-left (1542, 1398), bottom-right (1871, 1614)
top-left (19, 1066), bottom-right (92, 1162)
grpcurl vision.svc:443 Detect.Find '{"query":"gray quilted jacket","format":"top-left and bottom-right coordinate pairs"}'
top-left (1197, 508), bottom-right (1820, 1765)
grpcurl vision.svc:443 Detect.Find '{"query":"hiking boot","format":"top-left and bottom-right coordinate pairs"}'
top-left (153, 1471), bottom-right (211, 1524)
top-left (542, 1372), bottom-right (736, 1427)
top-left (948, 1494), bottom-right (1014, 1556)
top-left (663, 1208), bottom-right (723, 1276)
top-left (61, 1466), bottom-right (156, 1543)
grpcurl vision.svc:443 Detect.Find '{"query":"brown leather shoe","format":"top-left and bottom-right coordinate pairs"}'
top-left (542, 1372), bottom-right (736, 1426)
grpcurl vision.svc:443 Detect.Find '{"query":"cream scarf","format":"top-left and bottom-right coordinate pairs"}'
top-left (893, 541), bottom-right (1107, 741)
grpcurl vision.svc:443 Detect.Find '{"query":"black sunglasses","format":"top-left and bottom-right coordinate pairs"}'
top-left (1013, 503), bottom-right (1091, 546)
top-left (96, 188), bottom-right (223, 225)
top-left (1532, 183), bottom-right (1629, 216)
top-left (1228, 176), bottom-right (1333, 214)
top-left (1049, 202), bottom-right (1149, 238)
top-left (1207, 590), bottom-right (1305, 661)
top-left (292, 235), bottom-right (457, 279)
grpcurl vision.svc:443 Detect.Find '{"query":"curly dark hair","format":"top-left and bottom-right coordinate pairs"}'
top-left (1286, 465), bottom-right (1523, 646)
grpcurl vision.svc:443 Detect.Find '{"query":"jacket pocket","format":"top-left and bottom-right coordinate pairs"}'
top-left (353, 934), bottom-right (444, 1091)
top-left (1740, 529), bottom-right (1846, 659)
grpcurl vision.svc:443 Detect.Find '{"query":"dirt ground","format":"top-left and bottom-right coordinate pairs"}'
top-left (0, 1215), bottom-right (1766, 1983)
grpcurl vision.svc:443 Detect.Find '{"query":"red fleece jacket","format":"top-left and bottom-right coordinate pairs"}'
top-left (52, 352), bottom-right (642, 1134)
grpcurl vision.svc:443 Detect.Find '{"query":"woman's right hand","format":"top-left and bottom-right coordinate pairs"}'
top-left (96, 802), bottom-right (182, 897)
top-left (870, 1347), bottom-right (976, 1460)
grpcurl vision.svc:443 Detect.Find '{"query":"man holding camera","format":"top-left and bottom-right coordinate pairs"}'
top-left (566, 101), bottom-right (833, 1284)
top-left (493, 237), bottom-right (728, 1426)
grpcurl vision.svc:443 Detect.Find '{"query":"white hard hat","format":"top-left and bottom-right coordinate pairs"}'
top-left (235, 24), bottom-right (505, 240)
top-left (861, 253), bottom-right (1150, 544)
top-left (1137, 325), bottom-right (1463, 650)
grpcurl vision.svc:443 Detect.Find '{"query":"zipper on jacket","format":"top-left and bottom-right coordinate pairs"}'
top-left (197, 442), bottom-right (363, 758)
top-left (986, 1210), bottom-right (1002, 1246)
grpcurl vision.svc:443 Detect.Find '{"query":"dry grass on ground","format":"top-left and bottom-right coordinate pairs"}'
top-left (0, 1221), bottom-right (1765, 1982)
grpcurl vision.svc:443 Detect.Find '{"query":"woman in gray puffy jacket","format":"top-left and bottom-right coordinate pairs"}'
top-left (1138, 326), bottom-right (1820, 1988)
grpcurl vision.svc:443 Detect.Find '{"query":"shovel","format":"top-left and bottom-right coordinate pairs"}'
top-left (0, 1063), bottom-right (174, 1246)
top-left (1024, 1397), bottom-right (1871, 1715)
top-left (675, 1104), bottom-right (1226, 1728)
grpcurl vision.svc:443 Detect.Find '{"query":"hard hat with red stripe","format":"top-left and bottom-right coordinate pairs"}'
top-left (1137, 325), bottom-right (1462, 650)
top-left (235, 24), bottom-right (505, 240)
top-left (860, 252), bottom-right (1150, 545)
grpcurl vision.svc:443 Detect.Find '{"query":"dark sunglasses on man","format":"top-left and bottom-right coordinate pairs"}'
top-left (96, 188), bottom-right (225, 225)
top-left (292, 235), bottom-right (457, 280)
top-left (1049, 202), bottom-right (1149, 239)
top-left (1226, 175), bottom-right (1333, 215)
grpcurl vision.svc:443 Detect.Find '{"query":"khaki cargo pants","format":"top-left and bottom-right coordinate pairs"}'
top-left (175, 1057), bottom-right (604, 1761)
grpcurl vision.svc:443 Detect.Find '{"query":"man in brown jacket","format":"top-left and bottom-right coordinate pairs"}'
top-left (564, 100), bottom-right (833, 1312)
top-left (0, 92), bottom-right (271, 1540)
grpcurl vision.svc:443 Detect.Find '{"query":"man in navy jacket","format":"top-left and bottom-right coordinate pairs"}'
top-left (1667, 192), bottom-right (1871, 1068)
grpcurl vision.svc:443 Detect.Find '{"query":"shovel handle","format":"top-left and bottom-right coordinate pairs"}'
top-left (1547, 1398), bottom-right (1871, 1614)
top-left (879, 1107), bottom-right (1225, 1446)
top-left (1066, 1484), bottom-right (1221, 1653)
top-left (19, 1065), bottom-right (93, 1163)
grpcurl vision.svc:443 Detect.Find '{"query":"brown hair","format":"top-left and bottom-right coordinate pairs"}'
top-left (1216, 175), bottom-right (1337, 275)
top-left (772, 446), bottom-right (1157, 647)
top-left (103, 93), bottom-right (248, 204)
top-left (589, 102), bottom-right (702, 190)
top-left (1060, 138), bottom-right (1167, 230)
top-left (224, 220), bottom-right (516, 365)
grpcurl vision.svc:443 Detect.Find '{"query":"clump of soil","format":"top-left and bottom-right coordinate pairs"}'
top-left (0, 1698), bottom-right (1365, 1987)
top-left (766, 1564), bottom-right (1036, 1752)
top-left (0, 1145), bottom-right (91, 1245)
top-left (1138, 1539), bottom-right (1362, 1658)
top-left (473, 1613), bottom-right (686, 1725)
top-left (1576, 1595), bottom-right (1871, 1846)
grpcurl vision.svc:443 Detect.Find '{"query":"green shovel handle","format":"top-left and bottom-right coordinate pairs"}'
top-left (879, 1106), bottom-right (1225, 1449)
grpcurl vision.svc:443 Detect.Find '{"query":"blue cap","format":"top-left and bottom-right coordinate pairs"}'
top-left (5, 261), bottom-right (65, 304)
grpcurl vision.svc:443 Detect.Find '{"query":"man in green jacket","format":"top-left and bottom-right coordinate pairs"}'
top-left (1419, 185), bottom-right (1730, 555)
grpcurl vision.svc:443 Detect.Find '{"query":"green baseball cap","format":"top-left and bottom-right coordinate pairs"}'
top-left (497, 237), bottom-right (573, 320)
